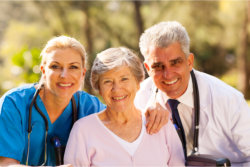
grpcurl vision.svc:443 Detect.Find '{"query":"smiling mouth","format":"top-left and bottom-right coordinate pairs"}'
top-left (162, 78), bottom-right (178, 85)
top-left (112, 95), bottom-right (127, 101)
top-left (58, 83), bottom-right (73, 87)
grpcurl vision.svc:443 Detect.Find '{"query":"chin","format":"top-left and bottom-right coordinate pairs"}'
top-left (58, 92), bottom-right (74, 98)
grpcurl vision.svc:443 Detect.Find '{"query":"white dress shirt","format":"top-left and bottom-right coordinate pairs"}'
top-left (135, 69), bottom-right (250, 166)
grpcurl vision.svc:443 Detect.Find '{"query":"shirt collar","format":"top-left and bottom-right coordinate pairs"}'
top-left (159, 75), bottom-right (194, 108)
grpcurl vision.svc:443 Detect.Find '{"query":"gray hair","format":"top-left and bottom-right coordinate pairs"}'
top-left (91, 47), bottom-right (145, 91)
top-left (139, 21), bottom-right (190, 58)
top-left (40, 35), bottom-right (87, 67)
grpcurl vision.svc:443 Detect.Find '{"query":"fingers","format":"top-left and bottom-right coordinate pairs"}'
top-left (145, 107), bottom-right (156, 134)
top-left (146, 103), bottom-right (169, 135)
top-left (150, 111), bottom-right (162, 134)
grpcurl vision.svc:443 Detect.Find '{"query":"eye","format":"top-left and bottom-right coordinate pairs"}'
top-left (170, 58), bottom-right (183, 66)
top-left (152, 63), bottom-right (164, 71)
top-left (121, 77), bottom-right (129, 81)
top-left (69, 65), bottom-right (79, 69)
top-left (103, 80), bottom-right (112, 84)
top-left (50, 64), bottom-right (60, 69)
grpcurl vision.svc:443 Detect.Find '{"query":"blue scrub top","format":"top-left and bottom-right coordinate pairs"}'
top-left (0, 84), bottom-right (106, 166)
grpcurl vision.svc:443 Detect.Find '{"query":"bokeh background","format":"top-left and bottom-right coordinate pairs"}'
top-left (0, 1), bottom-right (249, 105)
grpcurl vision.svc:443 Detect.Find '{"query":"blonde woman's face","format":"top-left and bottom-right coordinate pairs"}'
top-left (41, 48), bottom-right (86, 99)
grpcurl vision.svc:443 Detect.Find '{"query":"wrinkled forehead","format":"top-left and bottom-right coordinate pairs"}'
top-left (144, 43), bottom-right (185, 63)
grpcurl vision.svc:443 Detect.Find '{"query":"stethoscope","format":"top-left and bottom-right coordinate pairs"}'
top-left (154, 70), bottom-right (200, 156)
top-left (26, 84), bottom-right (78, 166)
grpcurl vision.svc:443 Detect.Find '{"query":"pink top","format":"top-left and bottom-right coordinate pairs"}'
top-left (64, 113), bottom-right (185, 167)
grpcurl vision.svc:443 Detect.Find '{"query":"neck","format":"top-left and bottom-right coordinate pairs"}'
top-left (103, 105), bottom-right (141, 124)
top-left (98, 105), bottom-right (143, 143)
top-left (39, 87), bottom-right (71, 123)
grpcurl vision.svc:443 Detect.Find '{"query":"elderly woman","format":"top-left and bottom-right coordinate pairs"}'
top-left (64, 47), bottom-right (185, 166)
top-left (0, 36), bottom-right (105, 166)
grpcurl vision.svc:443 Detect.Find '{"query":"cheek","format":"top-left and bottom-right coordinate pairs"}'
top-left (152, 72), bottom-right (162, 81)
top-left (99, 86), bottom-right (107, 97)
top-left (44, 70), bottom-right (55, 80)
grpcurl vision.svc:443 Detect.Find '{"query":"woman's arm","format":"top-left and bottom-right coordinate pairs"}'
top-left (0, 157), bottom-right (20, 166)
top-left (0, 96), bottom-right (25, 164)
top-left (0, 157), bottom-right (73, 167)
top-left (64, 121), bottom-right (90, 167)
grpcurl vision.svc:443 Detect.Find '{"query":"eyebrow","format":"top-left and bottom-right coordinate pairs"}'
top-left (120, 74), bottom-right (130, 77)
top-left (51, 61), bottom-right (81, 65)
top-left (169, 57), bottom-right (183, 63)
top-left (69, 62), bottom-right (81, 65)
top-left (151, 62), bottom-right (162, 67)
top-left (101, 74), bottom-right (130, 80)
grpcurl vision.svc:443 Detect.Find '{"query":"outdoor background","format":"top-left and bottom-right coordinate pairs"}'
top-left (0, 1), bottom-right (249, 105)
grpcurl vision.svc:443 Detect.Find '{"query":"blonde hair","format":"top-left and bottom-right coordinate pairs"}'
top-left (40, 35), bottom-right (87, 67)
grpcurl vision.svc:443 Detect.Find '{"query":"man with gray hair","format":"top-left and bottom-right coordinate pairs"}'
top-left (135, 21), bottom-right (250, 165)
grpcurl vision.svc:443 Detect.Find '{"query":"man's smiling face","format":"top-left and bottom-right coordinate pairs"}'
top-left (144, 42), bottom-right (194, 99)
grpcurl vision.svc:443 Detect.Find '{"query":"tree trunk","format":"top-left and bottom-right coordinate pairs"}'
top-left (133, 0), bottom-right (144, 60)
top-left (81, 2), bottom-right (95, 94)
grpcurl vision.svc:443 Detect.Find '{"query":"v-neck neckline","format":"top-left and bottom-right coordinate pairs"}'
top-left (93, 113), bottom-right (146, 157)
top-left (35, 94), bottom-right (72, 128)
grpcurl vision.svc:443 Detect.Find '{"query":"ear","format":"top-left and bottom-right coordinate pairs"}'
top-left (136, 82), bottom-right (140, 91)
top-left (40, 65), bottom-right (46, 79)
top-left (98, 87), bottom-right (102, 97)
top-left (40, 65), bottom-right (45, 74)
top-left (82, 68), bottom-right (87, 77)
top-left (187, 53), bottom-right (194, 71)
top-left (144, 62), bottom-right (150, 72)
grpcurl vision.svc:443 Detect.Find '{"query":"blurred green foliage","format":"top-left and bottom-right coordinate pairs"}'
top-left (12, 47), bottom-right (41, 83)
top-left (0, 1), bottom-right (249, 98)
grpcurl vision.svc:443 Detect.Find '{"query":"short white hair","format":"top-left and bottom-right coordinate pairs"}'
top-left (91, 47), bottom-right (145, 91)
top-left (139, 21), bottom-right (190, 58)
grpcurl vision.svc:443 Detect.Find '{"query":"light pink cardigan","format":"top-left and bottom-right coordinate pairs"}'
top-left (64, 113), bottom-right (185, 167)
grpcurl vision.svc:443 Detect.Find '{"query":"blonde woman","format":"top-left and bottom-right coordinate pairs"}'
top-left (0, 36), bottom-right (105, 166)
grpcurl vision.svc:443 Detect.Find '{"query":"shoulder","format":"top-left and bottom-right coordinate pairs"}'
top-left (75, 91), bottom-right (105, 108)
top-left (0, 83), bottom-right (36, 108)
top-left (75, 91), bottom-right (105, 114)
top-left (135, 77), bottom-right (156, 110)
top-left (75, 91), bottom-right (102, 104)
top-left (73, 113), bottom-right (98, 132)
top-left (194, 70), bottom-right (243, 98)
top-left (139, 77), bottom-right (155, 91)
top-left (2, 83), bottom-right (36, 97)
top-left (194, 70), bottom-right (246, 117)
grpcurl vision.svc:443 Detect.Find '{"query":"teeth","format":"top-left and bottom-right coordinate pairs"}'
top-left (164, 79), bottom-right (178, 85)
top-left (59, 83), bottom-right (72, 87)
top-left (112, 96), bottom-right (126, 100)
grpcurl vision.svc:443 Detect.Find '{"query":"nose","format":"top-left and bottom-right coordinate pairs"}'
top-left (60, 68), bottom-right (68, 78)
top-left (111, 81), bottom-right (121, 91)
top-left (163, 68), bottom-right (169, 79)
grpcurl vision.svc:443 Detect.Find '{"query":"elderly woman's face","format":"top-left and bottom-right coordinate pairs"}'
top-left (41, 48), bottom-right (86, 98)
top-left (99, 65), bottom-right (140, 112)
